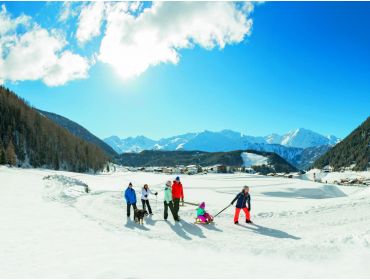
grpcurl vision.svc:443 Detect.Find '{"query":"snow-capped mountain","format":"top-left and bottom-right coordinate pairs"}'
top-left (105, 128), bottom-right (340, 154)
top-left (265, 133), bottom-right (284, 145)
top-left (275, 128), bottom-right (340, 149)
top-left (104, 135), bottom-right (156, 153)
top-left (156, 133), bottom-right (197, 151)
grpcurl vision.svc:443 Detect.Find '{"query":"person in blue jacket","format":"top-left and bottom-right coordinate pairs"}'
top-left (231, 185), bottom-right (252, 224)
top-left (124, 182), bottom-right (137, 218)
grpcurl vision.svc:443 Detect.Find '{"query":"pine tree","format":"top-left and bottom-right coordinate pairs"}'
top-left (6, 140), bottom-right (17, 166)
top-left (0, 141), bottom-right (6, 164)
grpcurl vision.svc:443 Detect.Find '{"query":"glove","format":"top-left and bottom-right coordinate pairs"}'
top-left (155, 192), bottom-right (158, 196)
top-left (145, 194), bottom-right (148, 198)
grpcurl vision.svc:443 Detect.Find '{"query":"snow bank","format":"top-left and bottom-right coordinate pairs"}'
top-left (43, 174), bottom-right (88, 203)
top-left (241, 152), bottom-right (268, 167)
top-left (304, 169), bottom-right (370, 184)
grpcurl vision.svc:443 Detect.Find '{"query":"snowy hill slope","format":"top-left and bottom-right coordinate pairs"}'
top-left (241, 152), bottom-right (268, 167)
top-left (1, 166), bottom-right (370, 277)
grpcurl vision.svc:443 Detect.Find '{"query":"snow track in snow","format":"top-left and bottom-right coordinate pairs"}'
top-left (40, 171), bottom-right (369, 253)
top-left (2, 167), bottom-right (370, 277)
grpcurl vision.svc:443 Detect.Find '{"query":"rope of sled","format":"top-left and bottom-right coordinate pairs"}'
top-left (136, 182), bottom-right (233, 220)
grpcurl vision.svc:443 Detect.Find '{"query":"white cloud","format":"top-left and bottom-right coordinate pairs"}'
top-left (97, 2), bottom-right (253, 79)
top-left (43, 50), bottom-right (90, 87)
top-left (76, 2), bottom-right (106, 44)
top-left (1, 2), bottom-right (254, 85)
top-left (0, 4), bottom-right (30, 35)
top-left (0, 5), bottom-right (90, 86)
top-left (58, 2), bottom-right (77, 22)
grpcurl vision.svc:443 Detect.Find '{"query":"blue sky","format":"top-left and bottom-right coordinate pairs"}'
top-left (1, 1), bottom-right (369, 140)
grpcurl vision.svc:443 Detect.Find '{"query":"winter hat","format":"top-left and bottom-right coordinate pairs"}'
top-left (199, 202), bottom-right (205, 209)
top-left (176, 176), bottom-right (180, 181)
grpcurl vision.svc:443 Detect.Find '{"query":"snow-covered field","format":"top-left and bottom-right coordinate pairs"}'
top-left (1, 166), bottom-right (370, 278)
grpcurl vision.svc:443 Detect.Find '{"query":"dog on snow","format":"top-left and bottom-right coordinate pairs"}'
top-left (134, 209), bottom-right (148, 225)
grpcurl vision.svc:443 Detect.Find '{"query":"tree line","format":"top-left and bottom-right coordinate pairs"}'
top-left (313, 117), bottom-right (370, 171)
top-left (0, 86), bottom-right (109, 173)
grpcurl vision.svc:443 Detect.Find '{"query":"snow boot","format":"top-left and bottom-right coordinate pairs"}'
top-left (246, 219), bottom-right (253, 224)
top-left (234, 221), bottom-right (239, 224)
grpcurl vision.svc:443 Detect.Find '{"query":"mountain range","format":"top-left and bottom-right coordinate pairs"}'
top-left (105, 129), bottom-right (339, 170)
top-left (33, 109), bottom-right (328, 170)
top-left (105, 129), bottom-right (339, 153)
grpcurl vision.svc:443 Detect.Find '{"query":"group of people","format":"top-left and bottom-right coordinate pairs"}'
top-left (124, 176), bottom-right (253, 225)
top-left (124, 176), bottom-right (184, 222)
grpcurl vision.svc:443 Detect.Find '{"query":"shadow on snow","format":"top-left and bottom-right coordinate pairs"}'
top-left (165, 220), bottom-right (208, 240)
top-left (242, 223), bottom-right (300, 240)
top-left (124, 219), bottom-right (150, 231)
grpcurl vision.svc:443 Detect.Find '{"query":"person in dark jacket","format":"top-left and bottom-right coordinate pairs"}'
top-left (231, 186), bottom-right (252, 224)
top-left (124, 182), bottom-right (137, 218)
top-left (172, 176), bottom-right (184, 221)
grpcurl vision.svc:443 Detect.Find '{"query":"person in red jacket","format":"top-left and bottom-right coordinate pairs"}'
top-left (172, 176), bottom-right (184, 221)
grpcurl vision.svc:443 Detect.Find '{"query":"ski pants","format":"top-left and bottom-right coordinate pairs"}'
top-left (198, 213), bottom-right (213, 223)
top-left (173, 198), bottom-right (181, 218)
top-left (141, 199), bottom-right (153, 214)
top-left (234, 207), bottom-right (250, 222)
top-left (164, 201), bottom-right (176, 220)
top-left (127, 203), bottom-right (137, 217)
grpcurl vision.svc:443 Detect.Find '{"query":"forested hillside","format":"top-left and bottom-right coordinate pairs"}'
top-left (0, 86), bottom-right (108, 172)
top-left (117, 149), bottom-right (298, 174)
top-left (313, 117), bottom-right (370, 171)
top-left (38, 109), bottom-right (117, 158)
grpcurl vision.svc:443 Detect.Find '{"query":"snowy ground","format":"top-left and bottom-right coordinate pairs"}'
top-left (304, 168), bottom-right (370, 184)
top-left (1, 166), bottom-right (370, 278)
